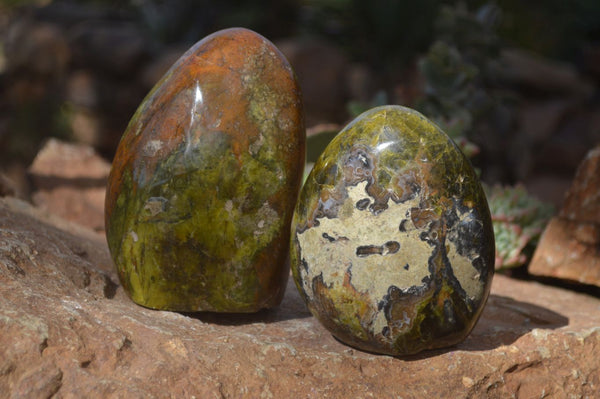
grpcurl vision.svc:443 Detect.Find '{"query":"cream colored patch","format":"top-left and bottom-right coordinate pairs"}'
top-left (248, 133), bottom-right (264, 156)
top-left (298, 181), bottom-right (430, 291)
top-left (143, 139), bottom-right (164, 157)
top-left (297, 181), bottom-right (432, 332)
top-left (298, 181), bottom-right (485, 334)
top-left (224, 200), bottom-right (234, 214)
top-left (143, 197), bottom-right (167, 216)
top-left (253, 201), bottom-right (278, 239)
top-left (162, 338), bottom-right (189, 359)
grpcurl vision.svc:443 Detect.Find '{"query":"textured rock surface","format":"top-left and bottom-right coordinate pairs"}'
top-left (291, 106), bottom-right (494, 356)
top-left (29, 138), bottom-right (110, 233)
top-left (0, 196), bottom-right (599, 397)
top-left (529, 145), bottom-right (600, 286)
top-left (105, 28), bottom-right (305, 312)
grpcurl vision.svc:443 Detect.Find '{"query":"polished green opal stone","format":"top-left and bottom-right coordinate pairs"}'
top-left (290, 105), bottom-right (494, 355)
top-left (105, 28), bottom-right (305, 312)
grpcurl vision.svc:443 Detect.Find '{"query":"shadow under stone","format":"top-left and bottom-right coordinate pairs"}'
top-left (459, 294), bottom-right (569, 351)
top-left (402, 294), bottom-right (569, 360)
top-left (181, 277), bottom-right (313, 325)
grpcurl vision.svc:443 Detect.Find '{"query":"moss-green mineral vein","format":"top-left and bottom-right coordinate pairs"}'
top-left (108, 138), bottom-right (286, 310)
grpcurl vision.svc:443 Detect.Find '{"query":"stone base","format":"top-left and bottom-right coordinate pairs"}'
top-left (1, 197), bottom-right (599, 397)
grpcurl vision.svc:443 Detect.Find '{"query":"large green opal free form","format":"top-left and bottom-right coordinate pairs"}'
top-left (291, 105), bottom-right (494, 355)
top-left (105, 28), bottom-right (305, 312)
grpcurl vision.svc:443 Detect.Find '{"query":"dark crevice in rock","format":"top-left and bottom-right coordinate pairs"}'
top-left (2, 260), bottom-right (26, 277)
top-left (39, 337), bottom-right (49, 354)
top-left (46, 368), bottom-right (63, 399)
top-left (0, 362), bottom-right (16, 377)
top-left (28, 174), bottom-right (108, 190)
top-left (504, 360), bottom-right (542, 374)
top-left (102, 274), bottom-right (119, 299)
top-left (503, 266), bottom-right (600, 298)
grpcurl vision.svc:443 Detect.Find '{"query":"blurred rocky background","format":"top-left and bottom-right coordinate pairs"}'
top-left (1, 0), bottom-right (600, 275)
top-left (1, 0), bottom-right (598, 188)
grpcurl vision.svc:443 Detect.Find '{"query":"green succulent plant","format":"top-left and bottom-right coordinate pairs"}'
top-left (416, 3), bottom-right (508, 160)
top-left (484, 184), bottom-right (555, 270)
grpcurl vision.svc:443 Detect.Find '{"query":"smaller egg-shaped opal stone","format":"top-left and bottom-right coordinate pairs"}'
top-left (290, 105), bottom-right (494, 355)
top-left (105, 28), bottom-right (305, 312)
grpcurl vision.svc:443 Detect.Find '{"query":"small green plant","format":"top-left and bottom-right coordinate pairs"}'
top-left (484, 184), bottom-right (555, 269)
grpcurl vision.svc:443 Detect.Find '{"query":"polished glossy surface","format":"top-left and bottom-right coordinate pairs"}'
top-left (291, 105), bottom-right (494, 355)
top-left (105, 28), bottom-right (305, 312)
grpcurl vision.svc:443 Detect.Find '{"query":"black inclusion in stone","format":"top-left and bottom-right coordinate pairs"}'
top-left (384, 241), bottom-right (400, 254)
top-left (322, 232), bottom-right (336, 242)
top-left (356, 245), bottom-right (383, 257)
top-left (382, 326), bottom-right (390, 338)
top-left (419, 230), bottom-right (438, 247)
top-left (356, 241), bottom-right (400, 257)
top-left (301, 258), bottom-right (309, 273)
top-left (399, 219), bottom-right (409, 232)
top-left (369, 201), bottom-right (389, 215)
top-left (356, 198), bottom-right (370, 210)
top-left (403, 263), bottom-right (409, 270)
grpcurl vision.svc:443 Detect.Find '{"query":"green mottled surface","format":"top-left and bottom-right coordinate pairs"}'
top-left (105, 28), bottom-right (304, 312)
top-left (291, 105), bottom-right (494, 356)
top-left (109, 136), bottom-right (284, 310)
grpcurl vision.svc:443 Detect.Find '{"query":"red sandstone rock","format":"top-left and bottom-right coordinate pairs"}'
top-left (28, 138), bottom-right (110, 233)
top-left (530, 145), bottom-right (600, 286)
top-left (559, 146), bottom-right (600, 224)
top-left (0, 197), bottom-right (599, 397)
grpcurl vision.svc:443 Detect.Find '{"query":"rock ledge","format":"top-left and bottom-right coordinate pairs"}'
top-left (1, 197), bottom-right (599, 398)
